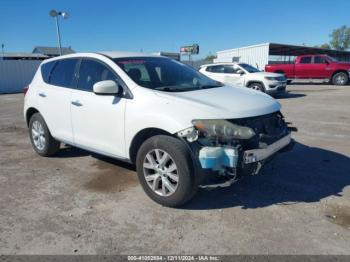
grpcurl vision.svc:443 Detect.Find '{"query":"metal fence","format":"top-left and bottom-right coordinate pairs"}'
top-left (0, 60), bottom-right (41, 94)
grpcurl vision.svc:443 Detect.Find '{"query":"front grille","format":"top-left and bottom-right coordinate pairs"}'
top-left (228, 112), bottom-right (288, 146)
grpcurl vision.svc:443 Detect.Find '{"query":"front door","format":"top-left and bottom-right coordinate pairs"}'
top-left (70, 58), bottom-right (126, 158)
top-left (309, 56), bottom-right (330, 78)
top-left (222, 65), bottom-right (245, 86)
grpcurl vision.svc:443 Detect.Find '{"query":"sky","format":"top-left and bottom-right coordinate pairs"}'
top-left (1, 0), bottom-right (350, 59)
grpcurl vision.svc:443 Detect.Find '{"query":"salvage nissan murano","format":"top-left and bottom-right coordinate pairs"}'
top-left (24, 52), bottom-right (293, 207)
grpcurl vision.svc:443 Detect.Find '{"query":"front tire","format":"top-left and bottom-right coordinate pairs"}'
top-left (29, 113), bottom-right (60, 156)
top-left (248, 82), bottom-right (266, 92)
top-left (136, 135), bottom-right (197, 207)
top-left (332, 72), bottom-right (348, 86)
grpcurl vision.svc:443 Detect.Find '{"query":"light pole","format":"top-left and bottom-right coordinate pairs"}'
top-left (49, 10), bottom-right (69, 56)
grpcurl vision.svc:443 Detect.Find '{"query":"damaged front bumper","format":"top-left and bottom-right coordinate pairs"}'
top-left (198, 133), bottom-right (292, 171)
top-left (178, 111), bottom-right (294, 186)
top-left (243, 133), bottom-right (291, 164)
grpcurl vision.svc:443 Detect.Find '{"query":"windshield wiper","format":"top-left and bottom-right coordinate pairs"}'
top-left (199, 84), bottom-right (223, 89)
top-left (154, 86), bottom-right (182, 91)
top-left (154, 86), bottom-right (197, 92)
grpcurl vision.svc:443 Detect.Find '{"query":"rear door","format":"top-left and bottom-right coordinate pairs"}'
top-left (70, 58), bottom-right (127, 158)
top-left (203, 65), bottom-right (225, 83)
top-left (295, 56), bottom-right (312, 78)
top-left (37, 58), bottom-right (79, 143)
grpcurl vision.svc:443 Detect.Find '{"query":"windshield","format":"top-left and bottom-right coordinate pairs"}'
top-left (238, 63), bottom-right (260, 73)
top-left (113, 57), bottom-right (223, 92)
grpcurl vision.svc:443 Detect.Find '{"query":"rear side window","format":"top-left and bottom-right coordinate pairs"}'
top-left (314, 56), bottom-right (326, 64)
top-left (77, 59), bottom-right (119, 92)
top-left (50, 59), bottom-right (79, 88)
top-left (41, 61), bottom-right (56, 83)
top-left (206, 65), bottom-right (224, 73)
top-left (299, 57), bottom-right (312, 64)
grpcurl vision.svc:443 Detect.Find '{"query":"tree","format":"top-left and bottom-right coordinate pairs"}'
top-left (329, 25), bottom-right (350, 51)
top-left (204, 55), bottom-right (217, 62)
top-left (314, 43), bottom-right (331, 49)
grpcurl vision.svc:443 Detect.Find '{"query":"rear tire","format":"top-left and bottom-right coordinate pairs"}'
top-left (29, 113), bottom-right (60, 156)
top-left (248, 82), bottom-right (266, 92)
top-left (332, 72), bottom-right (348, 86)
top-left (136, 135), bottom-right (197, 207)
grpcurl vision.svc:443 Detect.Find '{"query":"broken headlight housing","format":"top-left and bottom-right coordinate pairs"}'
top-left (192, 119), bottom-right (255, 140)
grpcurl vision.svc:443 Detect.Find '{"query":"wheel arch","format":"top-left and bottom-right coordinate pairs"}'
top-left (129, 128), bottom-right (173, 164)
top-left (25, 107), bottom-right (39, 127)
top-left (246, 80), bottom-right (265, 89)
top-left (331, 70), bottom-right (348, 79)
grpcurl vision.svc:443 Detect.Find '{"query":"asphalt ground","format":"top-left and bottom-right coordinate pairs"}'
top-left (0, 84), bottom-right (349, 254)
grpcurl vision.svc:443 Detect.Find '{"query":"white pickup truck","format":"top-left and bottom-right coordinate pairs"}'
top-left (199, 63), bottom-right (287, 95)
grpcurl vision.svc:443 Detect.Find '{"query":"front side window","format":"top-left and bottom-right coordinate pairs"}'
top-left (114, 57), bottom-right (222, 92)
top-left (49, 59), bottom-right (78, 88)
top-left (77, 59), bottom-right (119, 92)
top-left (224, 65), bottom-right (236, 74)
top-left (238, 63), bottom-right (260, 73)
top-left (300, 56), bottom-right (312, 64)
top-left (314, 56), bottom-right (326, 64)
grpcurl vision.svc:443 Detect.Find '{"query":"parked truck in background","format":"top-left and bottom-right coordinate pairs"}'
top-left (265, 55), bottom-right (350, 85)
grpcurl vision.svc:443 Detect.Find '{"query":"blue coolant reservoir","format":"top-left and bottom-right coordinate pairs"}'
top-left (198, 146), bottom-right (238, 170)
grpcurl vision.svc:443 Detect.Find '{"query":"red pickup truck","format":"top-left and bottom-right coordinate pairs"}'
top-left (265, 55), bottom-right (350, 85)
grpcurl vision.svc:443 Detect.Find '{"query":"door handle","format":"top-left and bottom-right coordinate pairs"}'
top-left (38, 92), bottom-right (46, 98)
top-left (71, 100), bottom-right (83, 107)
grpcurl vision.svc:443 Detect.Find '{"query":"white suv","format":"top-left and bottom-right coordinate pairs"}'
top-left (199, 63), bottom-right (287, 95)
top-left (24, 52), bottom-right (293, 207)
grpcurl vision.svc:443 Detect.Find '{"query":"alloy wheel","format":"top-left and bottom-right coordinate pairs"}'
top-left (31, 120), bottom-right (46, 151)
top-left (143, 149), bottom-right (179, 196)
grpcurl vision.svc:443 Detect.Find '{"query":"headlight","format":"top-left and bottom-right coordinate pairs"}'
top-left (265, 76), bottom-right (277, 81)
top-left (192, 119), bottom-right (255, 140)
top-left (265, 76), bottom-right (285, 81)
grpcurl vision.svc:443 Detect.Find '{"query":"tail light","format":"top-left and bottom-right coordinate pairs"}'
top-left (23, 86), bottom-right (29, 96)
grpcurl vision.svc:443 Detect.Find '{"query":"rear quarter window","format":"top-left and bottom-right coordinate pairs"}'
top-left (41, 61), bottom-right (56, 83)
top-left (49, 59), bottom-right (79, 88)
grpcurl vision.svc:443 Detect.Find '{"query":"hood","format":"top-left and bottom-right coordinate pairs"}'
top-left (250, 72), bottom-right (284, 77)
top-left (154, 85), bottom-right (281, 120)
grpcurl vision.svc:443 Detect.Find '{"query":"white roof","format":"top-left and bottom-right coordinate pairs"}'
top-left (99, 51), bottom-right (158, 58)
top-left (40, 51), bottom-right (163, 65)
top-left (200, 62), bottom-right (238, 67)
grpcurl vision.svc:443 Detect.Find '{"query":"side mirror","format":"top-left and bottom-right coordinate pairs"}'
top-left (236, 69), bottom-right (245, 75)
top-left (325, 60), bottom-right (330, 65)
top-left (93, 80), bottom-right (121, 96)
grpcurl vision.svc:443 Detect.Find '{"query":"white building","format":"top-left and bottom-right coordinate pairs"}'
top-left (214, 42), bottom-right (350, 70)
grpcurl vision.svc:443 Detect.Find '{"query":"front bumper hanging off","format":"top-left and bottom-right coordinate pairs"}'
top-left (243, 133), bottom-right (291, 164)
